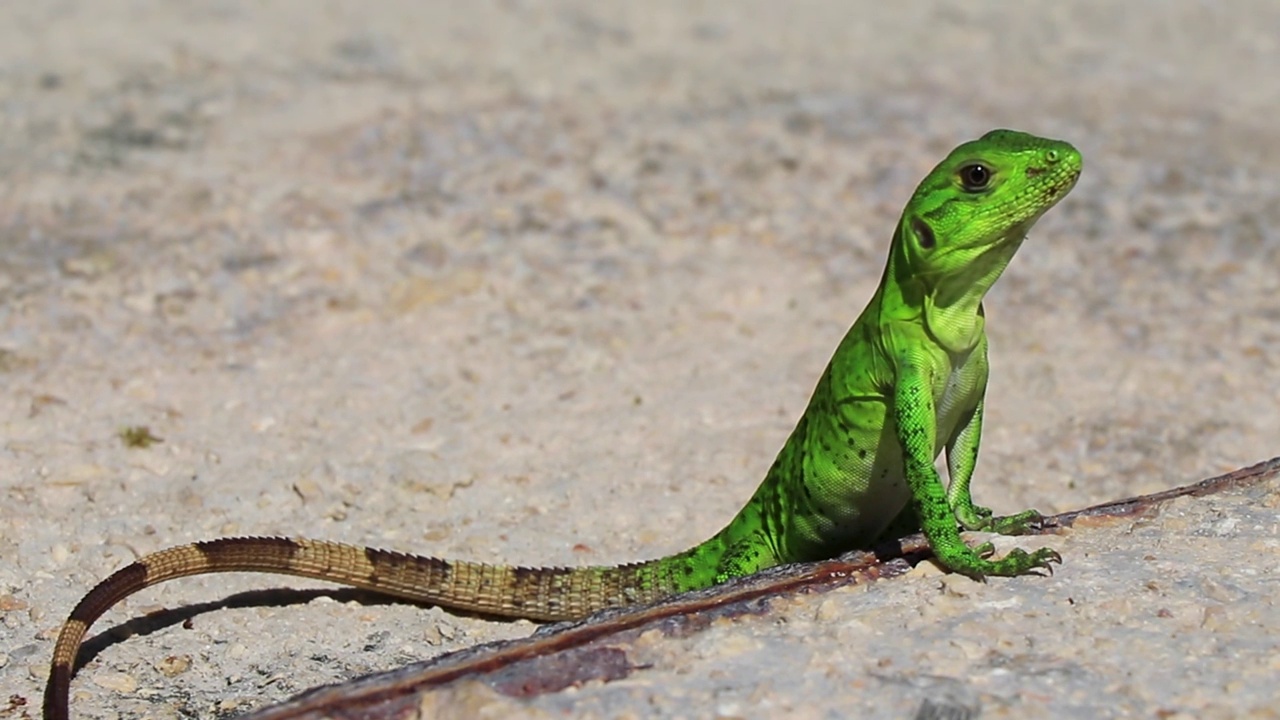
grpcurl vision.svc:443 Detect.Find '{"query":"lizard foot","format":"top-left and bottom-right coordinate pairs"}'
top-left (974, 545), bottom-right (1062, 577)
top-left (982, 508), bottom-right (1045, 536)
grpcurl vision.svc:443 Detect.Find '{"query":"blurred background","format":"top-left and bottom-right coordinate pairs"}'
top-left (1, 2), bottom-right (1277, 718)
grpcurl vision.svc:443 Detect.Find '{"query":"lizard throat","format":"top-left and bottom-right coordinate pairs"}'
top-left (924, 232), bottom-right (1027, 351)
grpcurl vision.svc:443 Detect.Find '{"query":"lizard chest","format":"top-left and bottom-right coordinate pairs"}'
top-left (931, 354), bottom-right (983, 454)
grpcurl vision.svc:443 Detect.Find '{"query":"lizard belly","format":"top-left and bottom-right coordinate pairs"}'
top-left (933, 361), bottom-right (978, 454)
top-left (792, 358), bottom-right (980, 557)
top-left (791, 398), bottom-right (911, 554)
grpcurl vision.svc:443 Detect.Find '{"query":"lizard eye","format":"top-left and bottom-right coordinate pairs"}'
top-left (958, 163), bottom-right (991, 191)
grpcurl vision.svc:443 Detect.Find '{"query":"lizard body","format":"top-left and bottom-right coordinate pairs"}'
top-left (45, 129), bottom-right (1081, 719)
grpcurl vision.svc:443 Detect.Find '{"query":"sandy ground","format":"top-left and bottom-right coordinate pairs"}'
top-left (1, 1), bottom-right (1278, 718)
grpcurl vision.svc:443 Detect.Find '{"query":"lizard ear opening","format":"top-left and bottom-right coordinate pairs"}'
top-left (911, 217), bottom-right (936, 250)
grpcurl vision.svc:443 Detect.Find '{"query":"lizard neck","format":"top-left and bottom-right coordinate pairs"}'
top-left (877, 222), bottom-right (1026, 354)
top-left (923, 231), bottom-right (1024, 352)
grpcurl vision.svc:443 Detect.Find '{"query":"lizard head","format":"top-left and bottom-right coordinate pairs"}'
top-left (883, 129), bottom-right (1082, 350)
top-left (897, 128), bottom-right (1082, 284)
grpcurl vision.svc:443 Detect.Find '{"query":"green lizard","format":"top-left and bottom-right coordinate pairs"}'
top-left (45, 129), bottom-right (1081, 720)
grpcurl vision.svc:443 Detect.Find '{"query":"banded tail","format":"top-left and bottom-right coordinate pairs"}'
top-left (43, 536), bottom-right (702, 720)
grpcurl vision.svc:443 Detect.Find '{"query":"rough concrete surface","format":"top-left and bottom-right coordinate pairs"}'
top-left (1, 1), bottom-right (1278, 718)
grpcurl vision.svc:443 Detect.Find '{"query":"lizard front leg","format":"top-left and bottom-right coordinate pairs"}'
top-left (945, 399), bottom-right (1044, 537)
top-left (895, 362), bottom-right (1060, 579)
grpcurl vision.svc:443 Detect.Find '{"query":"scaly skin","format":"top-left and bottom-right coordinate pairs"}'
top-left (45, 129), bottom-right (1081, 719)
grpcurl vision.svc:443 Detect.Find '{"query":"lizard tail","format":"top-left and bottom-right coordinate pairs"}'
top-left (43, 535), bottom-right (691, 720)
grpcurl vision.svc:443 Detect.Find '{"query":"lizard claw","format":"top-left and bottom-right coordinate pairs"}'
top-left (1016, 546), bottom-right (1062, 576)
top-left (1035, 547), bottom-right (1063, 574)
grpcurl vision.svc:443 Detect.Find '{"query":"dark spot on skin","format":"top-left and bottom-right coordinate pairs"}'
top-left (859, 449), bottom-right (868, 459)
top-left (364, 547), bottom-right (453, 581)
top-left (511, 566), bottom-right (541, 586)
top-left (1025, 166), bottom-right (1044, 178)
top-left (912, 217), bottom-right (935, 249)
top-left (198, 537), bottom-right (298, 565)
top-left (684, 565), bottom-right (694, 576)
top-left (70, 562), bottom-right (148, 625)
top-left (835, 416), bottom-right (857, 436)
top-left (49, 663), bottom-right (72, 696)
